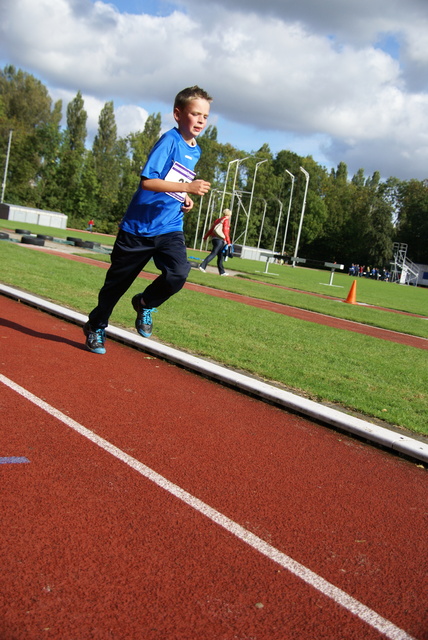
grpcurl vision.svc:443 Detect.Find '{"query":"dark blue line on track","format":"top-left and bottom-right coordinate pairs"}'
top-left (0, 457), bottom-right (30, 464)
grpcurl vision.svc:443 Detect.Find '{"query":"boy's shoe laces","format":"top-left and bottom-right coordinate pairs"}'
top-left (83, 323), bottom-right (106, 354)
top-left (142, 308), bottom-right (155, 324)
top-left (132, 295), bottom-right (157, 338)
top-left (137, 307), bottom-right (157, 338)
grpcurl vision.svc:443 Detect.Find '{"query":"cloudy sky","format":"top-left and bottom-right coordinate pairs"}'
top-left (1, 0), bottom-right (427, 180)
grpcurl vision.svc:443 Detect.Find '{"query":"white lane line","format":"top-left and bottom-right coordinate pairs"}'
top-left (0, 373), bottom-right (417, 640)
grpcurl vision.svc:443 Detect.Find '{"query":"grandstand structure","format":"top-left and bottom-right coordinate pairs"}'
top-left (390, 243), bottom-right (419, 285)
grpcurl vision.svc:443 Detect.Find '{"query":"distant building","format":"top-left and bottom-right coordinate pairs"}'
top-left (415, 264), bottom-right (428, 287)
top-left (0, 203), bottom-right (67, 229)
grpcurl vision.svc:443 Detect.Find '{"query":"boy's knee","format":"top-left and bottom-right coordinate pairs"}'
top-left (175, 259), bottom-right (191, 278)
top-left (168, 265), bottom-right (190, 290)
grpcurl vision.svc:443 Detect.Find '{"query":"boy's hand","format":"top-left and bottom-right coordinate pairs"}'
top-left (187, 179), bottom-right (211, 196)
top-left (182, 195), bottom-right (194, 212)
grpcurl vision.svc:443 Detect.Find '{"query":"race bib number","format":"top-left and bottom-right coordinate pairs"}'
top-left (165, 161), bottom-right (196, 203)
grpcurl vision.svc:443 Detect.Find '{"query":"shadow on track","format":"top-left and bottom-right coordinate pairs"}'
top-left (0, 317), bottom-right (85, 351)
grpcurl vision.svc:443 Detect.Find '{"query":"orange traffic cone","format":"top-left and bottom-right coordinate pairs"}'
top-left (345, 280), bottom-right (357, 304)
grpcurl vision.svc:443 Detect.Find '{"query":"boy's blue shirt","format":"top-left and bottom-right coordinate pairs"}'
top-left (119, 127), bottom-right (201, 237)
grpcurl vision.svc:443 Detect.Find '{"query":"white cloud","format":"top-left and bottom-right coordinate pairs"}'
top-left (1, 0), bottom-right (427, 180)
top-left (49, 88), bottom-right (150, 142)
top-left (179, 0), bottom-right (428, 49)
top-left (115, 104), bottom-right (149, 138)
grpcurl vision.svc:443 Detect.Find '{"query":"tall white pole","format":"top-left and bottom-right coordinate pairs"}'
top-left (292, 167), bottom-right (310, 267)
top-left (229, 157), bottom-right (250, 243)
top-left (243, 159), bottom-right (268, 249)
top-left (257, 199), bottom-right (267, 249)
top-left (200, 189), bottom-right (219, 250)
top-left (281, 169), bottom-right (295, 255)
top-left (272, 198), bottom-right (283, 252)
top-left (1, 129), bottom-right (13, 203)
top-left (193, 195), bottom-right (204, 249)
top-left (220, 158), bottom-right (239, 213)
top-left (229, 156), bottom-right (250, 212)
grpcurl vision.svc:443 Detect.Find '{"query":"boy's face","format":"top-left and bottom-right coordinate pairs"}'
top-left (174, 98), bottom-right (210, 142)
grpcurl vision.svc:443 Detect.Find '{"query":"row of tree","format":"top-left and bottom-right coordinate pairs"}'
top-left (1, 65), bottom-right (427, 266)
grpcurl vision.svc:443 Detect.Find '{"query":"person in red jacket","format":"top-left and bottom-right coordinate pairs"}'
top-left (199, 209), bottom-right (232, 275)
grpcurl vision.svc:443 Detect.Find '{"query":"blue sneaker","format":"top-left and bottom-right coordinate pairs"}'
top-left (83, 322), bottom-right (106, 354)
top-left (132, 295), bottom-right (157, 338)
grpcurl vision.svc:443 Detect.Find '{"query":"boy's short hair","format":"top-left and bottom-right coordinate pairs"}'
top-left (174, 86), bottom-right (213, 110)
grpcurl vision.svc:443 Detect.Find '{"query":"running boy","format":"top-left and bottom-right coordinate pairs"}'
top-left (84, 86), bottom-right (212, 354)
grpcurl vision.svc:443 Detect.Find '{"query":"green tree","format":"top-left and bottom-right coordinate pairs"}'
top-left (108, 137), bottom-right (135, 231)
top-left (395, 179), bottom-right (428, 263)
top-left (311, 162), bottom-right (354, 262)
top-left (0, 65), bottom-right (62, 205)
top-left (92, 101), bottom-right (120, 226)
top-left (195, 125), bottom-right (220, 186)
top-left (69, 150), bottom-right (100, 228)
top-left (365, 197), bottom-right (394, 266)
top-left (55, 91), bottom-right (88, 219)
top-left (34, 99), bottom-right (63, 210)
top-left (352, 167), bottom-right (365, 188)
top-left (120, 112), bottom-right (163, 225)
top-left (333, 161), bottom-right (348, 183)
top-left (296, 157), bottom-right (329, 255)
top-left (128, 112), bottom-right (161, 175)
top-left (360, 179), bottom-right (394, 266)
top-left (339, 171), bottom-right (394, 267)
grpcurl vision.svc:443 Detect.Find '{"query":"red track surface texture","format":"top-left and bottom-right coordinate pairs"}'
top-left (1, 295), bottom-right (427, 640)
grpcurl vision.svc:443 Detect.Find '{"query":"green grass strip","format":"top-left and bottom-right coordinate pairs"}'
top-left (1, 241), bottom-right (427, 436)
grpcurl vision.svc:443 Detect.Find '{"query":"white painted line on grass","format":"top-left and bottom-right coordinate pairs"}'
top-left (0, 373), bottom-right (418, 640)
top-left (1, 283), bottom-right (427, 464)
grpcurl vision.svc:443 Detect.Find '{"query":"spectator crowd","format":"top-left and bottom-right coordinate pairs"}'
top-left (348, 264), bottom-right (391, 281)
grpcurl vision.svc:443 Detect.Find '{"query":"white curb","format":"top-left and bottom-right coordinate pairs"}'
top-left (1, 283), bottom-right (427, 464)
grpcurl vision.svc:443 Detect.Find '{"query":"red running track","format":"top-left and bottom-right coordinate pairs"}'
top-left (1, 295), bottom-right (427, 640)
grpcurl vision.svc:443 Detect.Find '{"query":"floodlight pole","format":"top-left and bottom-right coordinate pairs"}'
top-left (272, 198), bottom-right (283, 253)
top-left (243, 159), bottom-right (268, 249)
top-left (256, 199), bottom-right (268, 249)
top-left (200, 188), bottom-right (221, 250)
top-left (193, 195), bottom-right (204, 249)
top-left (292, 167), bottom-right (310, 267)
top-left (281, 169), bottom-right (295, 256)
top-left (1, 129), bottom-right (13, 203)
top-left (229, 157), bottom-right (250, 244)
top-left (229, 156), bottom-right (250, 212)
top-left (220, 158), bottom-right (240, 213)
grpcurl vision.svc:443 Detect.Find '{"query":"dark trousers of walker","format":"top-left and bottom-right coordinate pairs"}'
top-left (200, 238), bottom-right (226, 274)
top-left (88, 229), bottom-right (191, 329)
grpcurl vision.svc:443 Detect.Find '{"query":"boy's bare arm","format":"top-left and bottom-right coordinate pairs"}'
top-left (141, 178), bottom-right (211, 196)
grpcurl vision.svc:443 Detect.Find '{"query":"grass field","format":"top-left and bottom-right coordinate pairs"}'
top-left (1, 221), bottom-right (427, 437)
